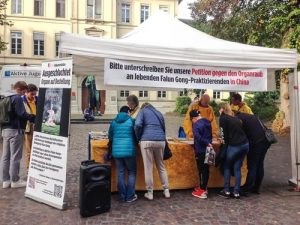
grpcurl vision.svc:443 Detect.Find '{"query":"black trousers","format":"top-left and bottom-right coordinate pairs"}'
top-left (195, 152), bottom-right (209, 190)
top-left (244, 139), bottom-right (271, 191)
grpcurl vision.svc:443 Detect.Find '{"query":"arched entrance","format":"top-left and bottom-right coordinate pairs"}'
top-left (81, 76), bottom-right (106, 114)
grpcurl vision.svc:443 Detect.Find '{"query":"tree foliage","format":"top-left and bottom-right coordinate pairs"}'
top-left (0, 0), bottom-right (12, 53)
top-left (190, 0), bottom-right (300, 52)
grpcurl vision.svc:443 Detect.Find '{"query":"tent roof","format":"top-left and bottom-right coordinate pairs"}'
top-left (60, 11), bottom-right (299, 79)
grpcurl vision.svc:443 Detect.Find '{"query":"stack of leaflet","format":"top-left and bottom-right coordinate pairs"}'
top-left (89, 131), bottom-right (108, 140)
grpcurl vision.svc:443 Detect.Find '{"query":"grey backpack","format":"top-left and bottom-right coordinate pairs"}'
top-left (0, 95), bottom-right (13, 125)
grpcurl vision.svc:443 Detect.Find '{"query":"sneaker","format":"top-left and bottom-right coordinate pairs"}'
top-left (144, 191), bottom-right (153, 200)
top-left (163, 189), bottom-right (171, 198)
top-left (126, 194), bottom-right (138, 203)
top-left (2, 181), bottom-right (11, 189)
top-left (218, 190), bottom-right (231, 198)
top-left (192, 189), bottom-right (207, 199)
top-left (233, 193), bottom-right (240, 199)
top-left (194, 186), bottom-right (208, 194)
top-left (194, 186), bottom-right (201, 192)
top-left (11, 179), bottom-right (27, 188)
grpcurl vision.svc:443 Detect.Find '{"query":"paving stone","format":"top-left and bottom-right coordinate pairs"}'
top-left (0, 117), bottom-right (300, 225)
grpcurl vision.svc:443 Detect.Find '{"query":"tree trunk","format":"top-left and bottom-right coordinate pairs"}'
top-left (272, 73), bottom-right (290, 134)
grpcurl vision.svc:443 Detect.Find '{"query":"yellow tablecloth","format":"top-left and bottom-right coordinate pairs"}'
top-left (91, 139), bottom-right (247, 191)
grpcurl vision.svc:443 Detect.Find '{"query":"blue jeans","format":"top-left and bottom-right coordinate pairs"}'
top-left (224, 143), bottom-right (249, 194)
top-left (243, 139), bottom-right (270, 191)
top-left (114, 157), bottom-right (136, 202)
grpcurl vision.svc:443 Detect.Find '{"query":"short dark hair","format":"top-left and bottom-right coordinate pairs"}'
top-left (27, 83), bottom-right (38, 92)
top-left (13, 81), bottom-right (28, 90)
top-left (126, 95), bottom-right (139, 106)
top-left (189, 110), bottom-right (200, 120)
top-left (232, 93), bottom-right (242, 102)
top-left (120, 106), bottom-right (130, 113)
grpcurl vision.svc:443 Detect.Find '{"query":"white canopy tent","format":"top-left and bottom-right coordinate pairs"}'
top-left (59, 11), bottom-right (300, 187)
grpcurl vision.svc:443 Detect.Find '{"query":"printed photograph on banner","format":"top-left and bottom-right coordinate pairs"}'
top-left (41, 88), bottom-right (63, 136)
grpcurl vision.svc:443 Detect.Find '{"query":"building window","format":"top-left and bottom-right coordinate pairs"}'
top-left (11, 32), bottom-right (22, 54)
top-left (121, 3), bottom-right (130, 23)
top-left (11, 0), bottom-right (22, 14)
top-left (213, 91), bottom-right (221, 99)
top-left (179, 90), bottom-right (188, 96)
top-left (56, 0), bottom-right (65, 18)
top-left (139, 90), bottom-right (148, 98)
top-left (140, 5), bottom-right (149, 23)
top-left (159, 5), bottom-right (169, 13)
top-left (87, 0), bottom-right (101, 19)
top-left (34, 0), bottom-right (44, 16)
top-left (157, 91), bottom-right (166, 98)
top-left (55, 33), bottom-right (60, 57)
top-left (120, 90), bottom-right (129, 97)
top-left (33, 32), bottom-right (44, 56)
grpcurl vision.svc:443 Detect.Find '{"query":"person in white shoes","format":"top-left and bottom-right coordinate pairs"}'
top-left (1, 81), bottom-right (35, 189)
top-left (134, 103), bottom-right (170, 200)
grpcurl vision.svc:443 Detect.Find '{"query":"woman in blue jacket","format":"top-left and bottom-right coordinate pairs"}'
top-left (108, 106), bottom-right (137, 203)
top-left (135, 103), bottom-right (170, 200)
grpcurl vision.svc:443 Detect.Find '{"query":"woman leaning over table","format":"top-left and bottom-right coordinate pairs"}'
top-left (218, 103), bottom-right (249, 199)
top-left (134, 103), bottom-right (170, 200)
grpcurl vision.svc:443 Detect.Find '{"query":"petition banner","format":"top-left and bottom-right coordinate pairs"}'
top-left (25, 58), bottom-right (72, 209)
top-left (104, 59), bottom-right (268, 91)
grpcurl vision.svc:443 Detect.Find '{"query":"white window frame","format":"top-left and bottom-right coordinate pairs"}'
top-left (157, 91), bottom-right (167, 98)
top-left (33, 32), bottom-right (45, 56)
top-left (34, 0), bottom-right (44, 16)
top-left (56, 0), bottom-right (65, 18)
top-left (213, 91), bottom-right (221, 99)
top-left (87, 0), bottom-right (101, 19)
top-left (120, 90), bottom-right (130, 98)
top-left (11, 0), bottom-right (22, 14)
top-left (140, 4), bottom-right (149, 23)
top-left (11, 31), bottom-right (22, 55)
top-left (139, 90), bottom-right (148, 98)
top-left (121, 3), bottom-right (131, 23)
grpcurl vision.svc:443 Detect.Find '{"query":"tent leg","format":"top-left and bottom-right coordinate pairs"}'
top-left (290, 69), bottom-right (300, 189)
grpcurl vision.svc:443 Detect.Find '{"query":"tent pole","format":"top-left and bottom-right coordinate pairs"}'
top-left (294, 68), bottom-right (300, 190)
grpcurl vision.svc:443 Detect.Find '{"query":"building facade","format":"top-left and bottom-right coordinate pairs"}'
top-left (0, 0), bottom-right (227, 114)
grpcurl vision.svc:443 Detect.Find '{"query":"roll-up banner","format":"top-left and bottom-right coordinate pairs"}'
top-left (104, 58), bottom-right (268, 92)
top-left (25, 58), bottom-right (72, 209)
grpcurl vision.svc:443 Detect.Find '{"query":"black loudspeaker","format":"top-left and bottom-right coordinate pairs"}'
top-left (79, 160), bottom-right (111, 217)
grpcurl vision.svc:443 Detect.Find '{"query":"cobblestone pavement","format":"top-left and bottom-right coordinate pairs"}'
top-left (1, 116), bottom-right (300, 225)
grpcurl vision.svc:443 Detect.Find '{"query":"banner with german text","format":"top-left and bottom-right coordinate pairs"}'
top-left (104, 59), bottom-right (267, 91)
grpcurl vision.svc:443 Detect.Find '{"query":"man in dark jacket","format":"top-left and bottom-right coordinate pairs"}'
top-left (1, 81), bottom-right (35, 189)
top-left (190, 110), bottom-right (212, 199)
top-left (236, 112), bottom-right (271, 194)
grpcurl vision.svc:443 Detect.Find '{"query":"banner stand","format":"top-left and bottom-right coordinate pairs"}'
top-left (25, 58), bottom-right (73, 210)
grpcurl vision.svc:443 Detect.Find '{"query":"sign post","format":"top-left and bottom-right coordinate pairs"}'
top-left (25, 58), bottom-right (72, 209)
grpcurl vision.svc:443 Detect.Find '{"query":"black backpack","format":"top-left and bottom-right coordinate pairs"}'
top-left (0, 95), bottom-right (13, 125)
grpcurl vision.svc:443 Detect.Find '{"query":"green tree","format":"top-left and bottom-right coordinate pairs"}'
top-left (190, 0), bottom-right (300, 128)
top-left (0, 0), bottom-right (12, 53)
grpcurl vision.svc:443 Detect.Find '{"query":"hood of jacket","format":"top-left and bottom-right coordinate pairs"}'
top-left (115, 112), bottom-right (131, 123)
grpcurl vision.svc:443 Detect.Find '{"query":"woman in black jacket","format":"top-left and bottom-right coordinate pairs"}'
top-left (218, 103), bottom-right (249, 199)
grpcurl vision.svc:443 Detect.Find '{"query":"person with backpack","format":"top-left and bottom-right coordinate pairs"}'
top-left (134, 103), bottom-right (170, 200)
top-left (1, 81), bottom-right (35, 189)
top-left (22, 84), bottom-right (38, 171)
top-left (108, 106), bottom-right (137, 203)
top-left (189, 110), bottom-right (212, 199)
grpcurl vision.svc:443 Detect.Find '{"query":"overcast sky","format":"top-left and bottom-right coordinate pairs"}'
top-left (178, 0), bottom-right (197, 20)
